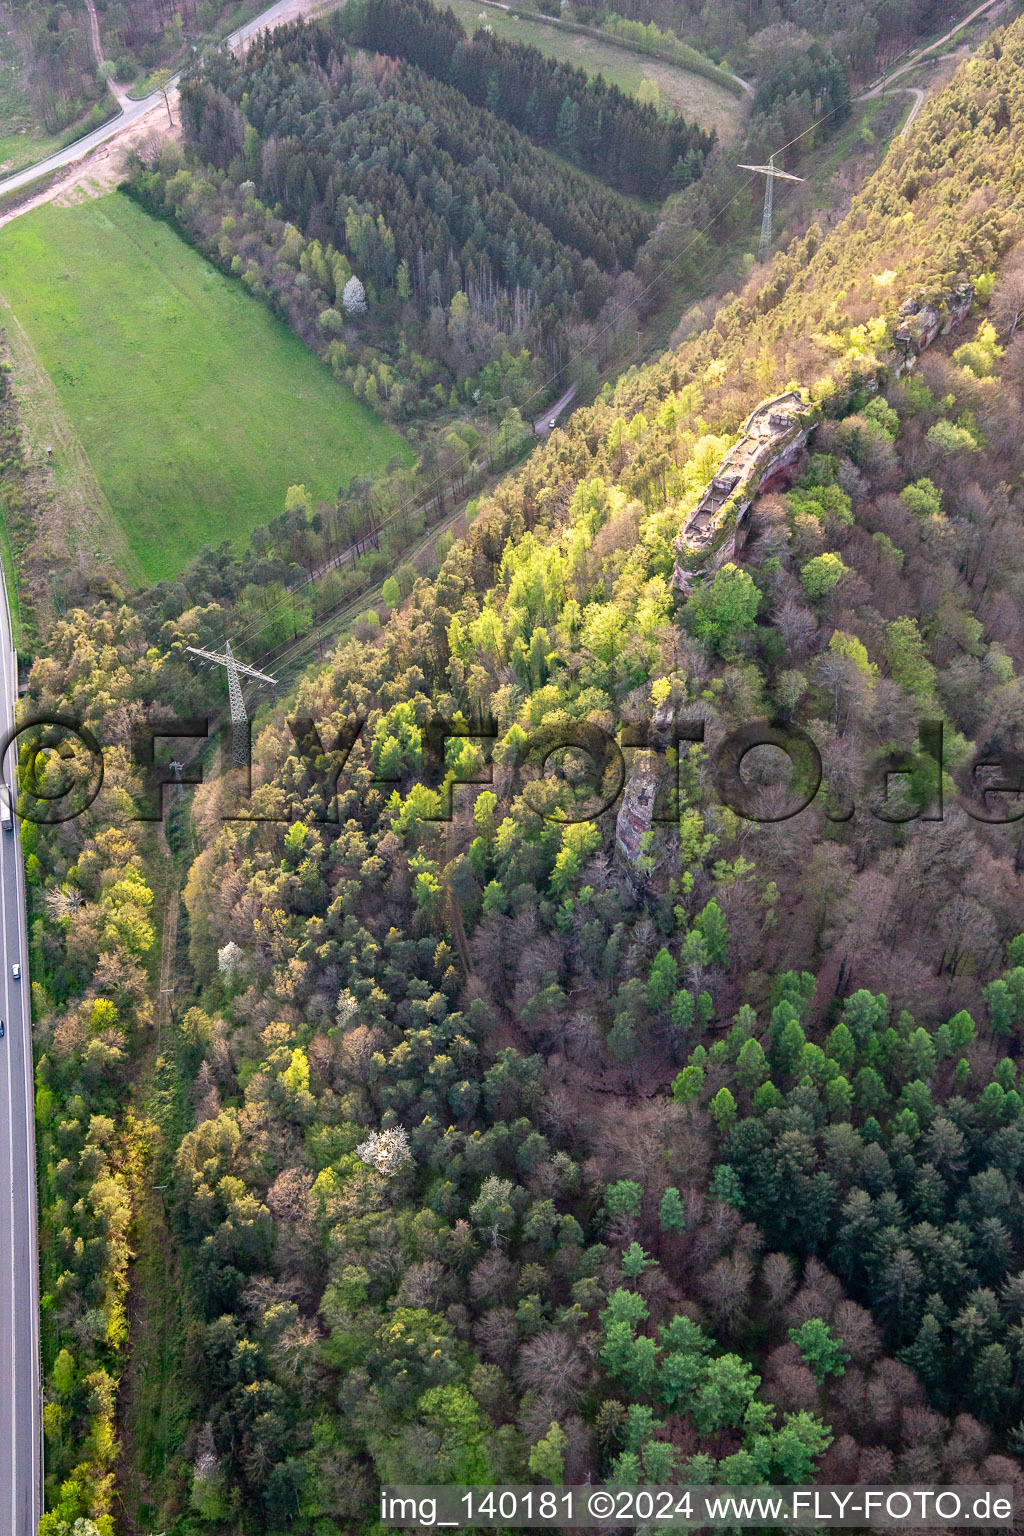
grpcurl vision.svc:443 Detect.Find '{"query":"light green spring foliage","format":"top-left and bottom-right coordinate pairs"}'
top-left (800, 551), bottom-right (847, 599)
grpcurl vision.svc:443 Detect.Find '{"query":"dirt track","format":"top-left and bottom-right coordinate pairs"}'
top-left (0, 97), bottom-right (181, 231)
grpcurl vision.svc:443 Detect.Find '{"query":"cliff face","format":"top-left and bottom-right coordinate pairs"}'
top-left (671, 389), bottom-right (818, 597)
top-left (614, 750), bottom-right (662, 867)
top-left (669, 279), bottom-right (976, 601)
top-left (617, 277), bottom-right (978, 877)
top-left (894, 278), bottom-right (974, 356)
top-left (613, 701), bottom-right (681, 873)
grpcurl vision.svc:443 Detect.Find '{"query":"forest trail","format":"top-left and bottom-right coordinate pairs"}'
top-left (114, 825), bottom-right (187, 1535)
top-left (82, 0), bottom-right (133, 107)
top-left (876, 84), bottom-right (927, 135)
top-left (850, 0), bottom-right (1004, 142)
top-left (858, 0), bottom-right (1004, 99)
top-left (155, 822), bottom-right (180, 1043)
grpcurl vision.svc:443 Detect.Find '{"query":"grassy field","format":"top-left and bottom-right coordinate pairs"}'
top-left (444, 0), bottom-right (744, 139)
top-left (0, 193), bottom-right (411, 583)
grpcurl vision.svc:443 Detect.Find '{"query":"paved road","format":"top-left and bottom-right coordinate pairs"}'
top-left (534, 383), bottom-right (578, 436)
top-left (850, 0), bottom-right (1001, 141)
top-left (0, 0), bottom-right (313, 201)
top-left (0, 570), bottom-right (39, 1535)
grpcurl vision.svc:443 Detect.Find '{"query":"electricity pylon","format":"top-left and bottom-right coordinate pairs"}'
top-left (185, 640), bottom-right (277, 768)
top-left (737, 155), bottom-right (804, 261)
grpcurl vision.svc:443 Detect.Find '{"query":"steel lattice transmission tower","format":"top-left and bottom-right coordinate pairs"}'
top-left (185, 640), bottom-right (277, 768)
top-left (737, 155), bottom-right (805, 261)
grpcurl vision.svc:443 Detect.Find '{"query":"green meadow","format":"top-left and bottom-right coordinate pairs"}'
top-left (0, 192), bottom-right (411, 583)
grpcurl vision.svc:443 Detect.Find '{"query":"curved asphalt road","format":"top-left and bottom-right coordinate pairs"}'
top-left (0, 0), bottom-right (310, 201)
top-left (533, 382), bottom-right (577, 436)
top-left (0, 564), bottom-right (39, 1536)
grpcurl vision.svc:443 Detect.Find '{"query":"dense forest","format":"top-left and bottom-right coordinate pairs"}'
top-left (95, 0), bottom-right (229, 61)
top-left (578, 0), bottom-right (960, 80)
top-left (28, 8), bottom-right (1024, 1536)
top-left (127, 137), bottom-right (558, 428)
top-left (123, 0), bottom-right (861, 459)
top-left (341, 0), bottom-right (713, 199)
top-left (182, 17), bottom-right (652, 282)
top-left (128, 16), bottom-right (667, 429)
top-left (117, 0), bottom-right (856, 479)
top-left (115, 11), bottom-right (673, 477)
top-left (91, 0), bottom-right (263, 82)
top-left (10, 0), bottom-right (109, 133)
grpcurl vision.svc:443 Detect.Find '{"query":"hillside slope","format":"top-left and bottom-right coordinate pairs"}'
top-left (27, 16), bottom-right (1024, 1532)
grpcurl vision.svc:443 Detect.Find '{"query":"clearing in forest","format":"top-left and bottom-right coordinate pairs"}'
top-left (442, 0), bottom-right (745, 140)
top-left (0, 13), bottom-right (63, 177)
top-left (0, 191), bottom-right (411, 583)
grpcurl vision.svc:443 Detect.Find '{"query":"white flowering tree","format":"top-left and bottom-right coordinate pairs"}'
top-left (336, 988), bottom-right (359, 1027)
top-left (217, 940), bottom-right (243, 978)
top-left (342, 274), bottom-right (368, 314)
top-left (355, 1126), bottom-right (413, 1177)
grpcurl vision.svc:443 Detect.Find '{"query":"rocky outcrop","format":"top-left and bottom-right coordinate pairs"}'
top-left (622, 279), bottom-right (978, 878)
top-left (614, 750), bottom-right (662, 867)
top-left (669, 278), bottom-right (975, 600)
top-left (894, 278), bottom-right (974, 359)
top-left (614, 702), bottom-right (683, 874)
top-left (671, 389), bottom-right (819, 596)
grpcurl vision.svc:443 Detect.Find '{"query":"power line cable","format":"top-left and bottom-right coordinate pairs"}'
top-left (139, 52), bottom-right (928, 720)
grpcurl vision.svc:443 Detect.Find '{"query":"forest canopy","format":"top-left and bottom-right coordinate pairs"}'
top-left (340, 0), bottom-right (714, 198)
top-left (27, 8), bottom-right (1024, 1534)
